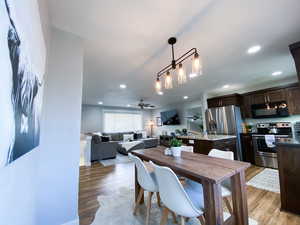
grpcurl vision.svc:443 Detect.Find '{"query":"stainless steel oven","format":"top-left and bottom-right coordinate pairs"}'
top-left (253, 122), bottom-right (292, 169)
top-left (253, 134), bottom-right (289, 169)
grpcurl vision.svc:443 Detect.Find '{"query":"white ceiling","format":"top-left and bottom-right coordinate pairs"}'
top-left (48, 0), bottom-right (300, 108)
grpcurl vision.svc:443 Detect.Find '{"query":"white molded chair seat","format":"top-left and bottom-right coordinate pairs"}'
top-left (151, 161), bottom-right (205, 224)
top-left (128, 153), bottom-right (158, 192)
top-left (184, 183), bottom-right (205, 211)
top-left (187, 149), bottom-right (233, 197)
top-left (209, 149), bottom-right (234, 197)
top-left (128, 154), bottom-right (160, 225)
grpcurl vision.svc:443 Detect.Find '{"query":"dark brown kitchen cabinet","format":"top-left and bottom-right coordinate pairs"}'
top-left (277, 143), bottom-right (300, 215)
top-left (266, 89), bottom-right (287, 102)
top-left (251, 89), bottom-right (286, 105)
top-left (241, 94), bottom-right (252, 118)
top-left (240, 134), bottom-right (254, 164)
top-left (177, 137), bottom-right (237, 159)
top-left (250, 93), bottom-right (266, 105)
top-left (290, 42), bottom-right (300, 82)
top-left (207, 94), bottom-right (242, 108)
top-left (287, 87), bottom-right (300, 115)
top-left (210, 83), bottom-right (300, 118)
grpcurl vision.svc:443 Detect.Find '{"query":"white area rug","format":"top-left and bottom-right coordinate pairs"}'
top-left (100, 153), bottom-right (131, 167)
top-left (247, 168), bottom-right (280, 193)
top-left (91, 187), bottom-right (258, 225)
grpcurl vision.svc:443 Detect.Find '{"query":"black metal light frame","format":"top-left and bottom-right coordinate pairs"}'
top-left (156, 37), bottom-right (198, 80)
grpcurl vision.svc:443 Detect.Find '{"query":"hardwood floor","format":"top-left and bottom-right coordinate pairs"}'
top-left (79, 162), bottom-right (300, 225)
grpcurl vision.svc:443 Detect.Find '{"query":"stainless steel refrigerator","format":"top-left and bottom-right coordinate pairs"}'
top-left (205, 105), bottom-right (244, 161)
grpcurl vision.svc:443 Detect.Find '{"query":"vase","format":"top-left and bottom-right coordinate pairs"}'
top-left (171, 146), bottom-right (182, 157)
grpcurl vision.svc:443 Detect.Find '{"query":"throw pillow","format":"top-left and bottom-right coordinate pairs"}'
top-left (92, 135), bottom-right (102, 144)
top-left (101, 136), bottom-right (110, 142)
top-left (123, 134), bottom-right (134, 142)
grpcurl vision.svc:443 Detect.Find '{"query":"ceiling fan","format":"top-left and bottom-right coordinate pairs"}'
top-left (137, 99), bottom-right (155, 109)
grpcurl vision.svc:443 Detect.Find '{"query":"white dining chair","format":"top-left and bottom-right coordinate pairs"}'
top-left (128, 153), bottom-right (161, 225)
top-left (185, 149), bottom-right (234, 214)
top-left (209, 149), bottom-right (234, 214)
top-left (151, 161), bottom-right (206, 225)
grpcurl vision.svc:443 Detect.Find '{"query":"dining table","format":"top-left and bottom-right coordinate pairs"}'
top-left (132, 147), bottom-right (251, 225)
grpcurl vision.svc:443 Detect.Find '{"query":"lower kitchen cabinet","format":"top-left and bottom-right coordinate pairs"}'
top-left (240, 134), bottom-right (255, 164)
top-left (178, 137), bottom-right (237, 158)
top-left (277, 142), bottom-right (300, 215)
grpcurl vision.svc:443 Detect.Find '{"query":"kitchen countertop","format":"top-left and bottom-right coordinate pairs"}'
top-left (178, 135), bottom-right (236, 141)
top-left (276, 138), bottom-right (300, 147)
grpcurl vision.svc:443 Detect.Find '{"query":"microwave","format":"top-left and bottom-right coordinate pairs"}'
top-left (251, 101), bottom-right (289, 118)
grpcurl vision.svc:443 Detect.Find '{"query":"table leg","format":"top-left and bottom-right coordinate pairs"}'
top-left (231, 171), bottom-right (249, 225)
top-left (135, 166), bottom-right (144, 204)
top-left (203, 180), bottom-right (224, 225)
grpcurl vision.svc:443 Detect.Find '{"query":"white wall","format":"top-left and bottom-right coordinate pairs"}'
top-left (36, 27), bottom-right (83, 225)
top-left (81, 104), bottom-right (153, 135)
top-left (0, 1), bottom-right (84, 225)
top-left (0, 0), bottom-right (47, 224)
top-left (151, 95), bottom-right (207, 136)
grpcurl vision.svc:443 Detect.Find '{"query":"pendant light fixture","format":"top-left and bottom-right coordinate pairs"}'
top-left (177, 63), bottom-right (187, 84)
top-left (155, 37), bottom-right (203, 93)
top-left (164, 71), bottom-right (173, 89)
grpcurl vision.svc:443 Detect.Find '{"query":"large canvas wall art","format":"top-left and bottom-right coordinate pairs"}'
top-left (0, 0), bottom-right (45, 167)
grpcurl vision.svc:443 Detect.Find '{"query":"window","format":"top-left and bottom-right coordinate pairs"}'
top-left (103, 111), bottom-right (142, 133)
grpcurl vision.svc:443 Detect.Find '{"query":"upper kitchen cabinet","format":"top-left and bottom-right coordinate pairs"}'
top-left (290, 42), bottom-right (300, 82)
top-left (250, 92), bottom-right (267, 105)
top-left (287, 86), bottom-right (300, 115)
top-left (207, 94), bottom-right (242, 108)
top-left (241, 94), bottom-right (252, 118)
top-left (266, 89), bottom-right (287, 103)
top-left (251, 89), bottom-right (286, 105)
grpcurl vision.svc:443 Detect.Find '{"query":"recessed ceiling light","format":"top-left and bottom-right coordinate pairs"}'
top-left (247, 45), bottom-right (261, 54)
top-left (98, 101), bottom-right (103, 105)
top-left (272, 71), bottom-right (282, 76)
top-left (127, 104), bottom-right (131, 107)
top-left (158, 91), bottom-right (164, 95)
top-left (183, 96), bottom-right (189, 100)
top-left (189, 73), bottom-right (197, 79)
top-left (120, 84), bottom-right (127, 89)
top-left (223, 84), bottom-right (230, 89)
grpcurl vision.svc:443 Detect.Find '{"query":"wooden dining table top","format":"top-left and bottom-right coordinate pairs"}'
top-left (132, 147), bottom-right (251, 184)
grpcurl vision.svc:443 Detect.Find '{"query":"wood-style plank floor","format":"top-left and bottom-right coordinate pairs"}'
top-left (79, 162), bottom-right (300, 225)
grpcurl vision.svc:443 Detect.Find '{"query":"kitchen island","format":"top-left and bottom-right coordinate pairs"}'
top-left (276, 138), bottom-right (300, 215)
top-left (177, 135), bottom-right (237, 158)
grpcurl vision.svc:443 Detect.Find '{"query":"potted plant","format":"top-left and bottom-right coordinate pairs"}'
top-left (170, 138), bottom-right (183, 157)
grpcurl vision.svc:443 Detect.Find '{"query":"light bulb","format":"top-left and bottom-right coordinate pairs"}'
top-left (165, 71), bottom-right (173, 89)
top-left (155, 77), bottom-right (161, 92)
top-left (191, 52), bottom-right (203, 77)
top-left (177, 63), bottom-right (187, 85)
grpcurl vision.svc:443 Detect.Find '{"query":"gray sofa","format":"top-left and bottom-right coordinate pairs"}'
top-left (91, 135), bottom-right (118, 161)
top-left (90, 132), bottom-right (159, 160)
top-left (117, 141), bottom-right (145, 155)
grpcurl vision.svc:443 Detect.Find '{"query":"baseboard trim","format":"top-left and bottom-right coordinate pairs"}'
top-left (61, 217), bottom-right (79, 225)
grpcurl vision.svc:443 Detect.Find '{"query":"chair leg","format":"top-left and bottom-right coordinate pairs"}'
top-left (171, 211), bottom-right (177, 224)
top-left (160, 207), bottom-right (169, 225)
top-left (133, 188), bottom-right (144, 215)
top-left (146, 192), bottom-right (153, 225)
top-left (224, 197), bottom-right (233, 214)
top-left (198, 215), bottom-right (206, 225)
top-left (156, 192), bottom-right (161, 207)
top-left (180, 216), bottom-right (185, 225)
